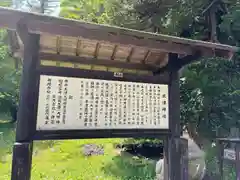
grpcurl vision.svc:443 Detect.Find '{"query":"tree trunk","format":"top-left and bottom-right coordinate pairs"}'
top-left (209, 6), bottom-right (218, 43)
top-left (187, 124), bottom-right (211, 149)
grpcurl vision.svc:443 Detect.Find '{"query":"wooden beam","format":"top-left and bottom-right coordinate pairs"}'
top-left (56, 36), bottom-right (61, 54)
top-left (111, 45), bottom-right (118, 60)
top-left (39, 53), bottom-right (156, 71)
top-left (94, 42), bottom-right (100, 58)
top-left (76, 38), bottom-right (81, 56)
top-left (37, 66), bottom-right (170, 85)
top-left (127, 47), bottom-right (134, 62)
top-left (142, 50), bottom-right (151, 64)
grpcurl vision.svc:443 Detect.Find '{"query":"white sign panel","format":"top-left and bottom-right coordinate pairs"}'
top-left (36, 75), bottom-right (169, 130)
top-left (224, 149), bottom-right (236, 161)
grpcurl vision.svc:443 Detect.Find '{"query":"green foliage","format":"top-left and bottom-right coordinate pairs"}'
top-left (181, 57), bottom-right (240, 139)
top-left (59, 0), bottom-right (240, 143)
top-left (220, 1), bottom-right (240, 45)
top-left (60, 0), bottom-right (147, 29)
top-left (60, 0), bottom-right (109, 23)
top-left (0, 0), bottom-right (12, 7)
top-left (0, 30), bottom-right (21, 117)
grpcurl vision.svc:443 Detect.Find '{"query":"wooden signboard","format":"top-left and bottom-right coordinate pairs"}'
top-left (33, 68), bottom-right (171, 140)
top-left (0, 7), bottom-right (236, 180)
top-left (37, 75), bottom-right (169, 131)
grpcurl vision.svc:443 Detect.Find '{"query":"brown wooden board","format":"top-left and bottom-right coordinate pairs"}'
top-left (39, 53), bottom-right (157, 72)
top-left (31, 67), bottom-right (172, 140)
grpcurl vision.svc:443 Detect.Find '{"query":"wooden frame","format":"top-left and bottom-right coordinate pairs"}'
top-left (33, 66), bottom-right (171, 140)
top-left (0, 7), bottom-right (235, 180)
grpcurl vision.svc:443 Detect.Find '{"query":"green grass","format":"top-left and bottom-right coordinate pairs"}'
top-left (0, 121), bottom-right (155, 180)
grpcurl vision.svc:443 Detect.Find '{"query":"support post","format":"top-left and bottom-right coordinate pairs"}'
top-left (180, 138), bottom-right (188, 180)
top-left (11, 33), bottom-right (40, 180)
top-left (217, 140), bottom-right (224, 180)
top-left (164, 138), bottom-right (169, 180)
top-left (236, 143), bottom-right (240, 180)
top-left (11, 142), bottom-right (33, 180)
top-left (168, 53), bottom-right (181, 180)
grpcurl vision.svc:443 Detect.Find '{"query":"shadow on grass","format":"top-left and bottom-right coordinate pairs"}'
top-left (102, 151), bottom-right (156, 180)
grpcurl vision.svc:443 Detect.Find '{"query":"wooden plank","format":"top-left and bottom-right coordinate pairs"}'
top-left (39, 53), bottom-right (156, 71)
top-left (15, 33), bottom-right (40, 142)
top-left (33, 129), bottom-right (170, 140)
top-left (0, 7), bottom-right (237, 56)
top-left (37, 66), bottom-right (170, 84)
top-left (11, 142), bottom-right (33, 180)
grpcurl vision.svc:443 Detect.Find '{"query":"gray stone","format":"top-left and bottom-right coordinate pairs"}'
top-left (82, 144), bottom-right (104, 156)
top-left (155, 132), bottom-right (206, 180)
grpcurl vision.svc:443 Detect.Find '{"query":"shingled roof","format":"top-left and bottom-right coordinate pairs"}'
top-left (0, 7), bottom-right (238, 72)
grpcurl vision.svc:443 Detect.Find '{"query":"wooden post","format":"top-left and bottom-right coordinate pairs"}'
top-left (168, 53), bottom-right (181, 180)
top-left (164, 138), bottom-right (169, 180)
top-left (180, 138), bottom-right (188, 180)
top-left (217, 140), bottom-right (224, 180)
top-left (11, 33), bottom-right (40, 180)
top-left (236, 142), bottom-right (240, 180)
top-left (11, 142), bottom-right (33, 180)
top-left (15, 33), bottom-right (40, 142)
top-left (229, 128), bottom-right (239, 148)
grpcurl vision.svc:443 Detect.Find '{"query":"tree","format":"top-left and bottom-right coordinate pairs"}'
top-left (0, 0), bottom-right (61, 122)
top-left (60, 0), bottom-right (146, 29)
top-left (0, 30), bottom-right (21, 122)
top-left (181, 57), bottom-right (240, 147)
top-left (59, 0), bottom-right (240, 147)
top-left (60, 0), bottom-right (107, 22)
top-left (11, 0), bottom-right (60, 15)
